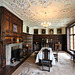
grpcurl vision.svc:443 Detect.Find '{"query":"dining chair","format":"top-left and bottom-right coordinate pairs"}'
top-left (34, 51), bottom-right (39, 59)
top-left (41, 49), bottom-right (51, 72)
top-left (53, 45), bottom-right (59, 62)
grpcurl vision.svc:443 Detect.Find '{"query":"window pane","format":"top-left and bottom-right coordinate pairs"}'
top-left (70, 36), bottom-right (73, 50)
top-left (70, 27), bottom-right (73, 34)
top-left (74, 36), bottom-right (75, 51)
top-left (74, 26), bottom-right (75, 34)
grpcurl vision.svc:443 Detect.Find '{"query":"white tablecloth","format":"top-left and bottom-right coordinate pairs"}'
top-left (35, 47), bottom-right (55, 65)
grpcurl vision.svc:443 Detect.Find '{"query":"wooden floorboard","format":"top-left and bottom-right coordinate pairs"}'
top-left (0, 66), bottom-right (14, 75)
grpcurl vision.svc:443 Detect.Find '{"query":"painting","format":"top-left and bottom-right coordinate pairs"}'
top-left (13, 24), bottom-right (17, 32)
top-left (41, 29), bottom-right (46, 34)
top-left (49, 29), bottom-right (54, 34)
top-left (26, 26), bottom-right (29, 33)
top-left (34, 29), bottom-right (38, 34)
top-left (57, 28), bottom-right (62, 34)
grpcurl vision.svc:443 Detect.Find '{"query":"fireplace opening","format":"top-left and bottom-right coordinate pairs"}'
top-left (11, 46), bottom-right (22, 63)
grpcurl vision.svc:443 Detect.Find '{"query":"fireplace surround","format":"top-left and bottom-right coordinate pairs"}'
top-left (6, 43), bottom-right (23, 65)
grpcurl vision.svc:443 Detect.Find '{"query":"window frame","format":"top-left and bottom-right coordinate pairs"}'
top-left (69, 25), bottom-right (75, 51)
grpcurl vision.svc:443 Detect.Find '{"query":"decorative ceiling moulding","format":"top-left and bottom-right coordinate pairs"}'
top-left (4, 0), bottom-right (75, 10)
top-left (9, 0), bottom-right (30, 10)
top-left (37, 0), bottom-right (53, 7)
top-left (0, 0), bottom-right (3, 6)
top-left (9, 0), bottom-right (74, 9)
top-left (3, 0), bottom-right (75, 28)
top-left (27, 0), bottom-right (53, 7)
top-left (61, 0), bottom-right (74, 5)
top-left (3, 0), bottom-right (23, 21)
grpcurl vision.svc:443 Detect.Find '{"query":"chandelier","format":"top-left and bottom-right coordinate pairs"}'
top-left (41, 12), bottom-right (51, 28)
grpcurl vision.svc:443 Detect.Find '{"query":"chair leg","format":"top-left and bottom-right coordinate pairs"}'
top-left (48, 64), bottom-right (50, 72)
top-left (57, 56), bottom-right (58, 62)
top-left (42, 63), bottom-right (43, 71)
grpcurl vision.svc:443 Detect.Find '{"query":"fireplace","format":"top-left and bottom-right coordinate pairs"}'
top-left (11, 46), bottom-right (21, 63)
top-left (6, 43), bottom-right (23, 65)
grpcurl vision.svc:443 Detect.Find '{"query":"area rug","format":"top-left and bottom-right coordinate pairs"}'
top-left (12, 52), bottom-right (75, 75)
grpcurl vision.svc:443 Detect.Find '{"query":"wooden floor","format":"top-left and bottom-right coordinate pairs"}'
top-left (0, 66), bottom-right (13, 75)
top-left (0, 55), bottom-right (30, 75)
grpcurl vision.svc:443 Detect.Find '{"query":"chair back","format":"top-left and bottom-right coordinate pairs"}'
top-left (57, 45), bottom-right (59, 50)
top-left (42, 49), bottom-right (50, 60)
top-left (56, 45), bottom-right (59, 53)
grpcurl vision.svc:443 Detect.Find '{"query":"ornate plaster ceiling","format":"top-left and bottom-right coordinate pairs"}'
top-left (3, 0), bottom-right (75, 28)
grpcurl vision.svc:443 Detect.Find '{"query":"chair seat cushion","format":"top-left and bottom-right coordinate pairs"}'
top-left (42, 60), bottom-right (49, 63)
top-left (42, 59), bottom-right (52, 63)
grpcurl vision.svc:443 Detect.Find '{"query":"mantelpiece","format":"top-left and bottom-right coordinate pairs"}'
top-left (6, 42), bottom-right (23, 65)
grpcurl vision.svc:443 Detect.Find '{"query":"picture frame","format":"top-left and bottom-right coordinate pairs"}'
top-left (34, 29), bottom-right (38, 34)
top-left (49, 29), bottom-right (54, 34)
top-left (41, 29), bottom-right (46, 34)
top-left (26, 26), bottom-right (29, 33)
top-left (57, 28), bottom-right (62, 34)
top-left (13, 24), bottom-right (17, 32)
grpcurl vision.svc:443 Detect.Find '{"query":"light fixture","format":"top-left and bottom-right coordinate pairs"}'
top-left (41, 12), bottom-right (51, 28)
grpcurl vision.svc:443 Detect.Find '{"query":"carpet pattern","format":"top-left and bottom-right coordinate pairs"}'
top-left (12, 52), bottom-right (75, 75)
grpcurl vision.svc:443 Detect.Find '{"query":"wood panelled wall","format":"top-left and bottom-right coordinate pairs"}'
top-left (0, 6), bottom-right (23, 70)
top-left (33, 34), bottom-right (67, 50)
top-left (22, 33), bottom-right (33, 52)
top-left (0, 6), bottom-right (23, 44)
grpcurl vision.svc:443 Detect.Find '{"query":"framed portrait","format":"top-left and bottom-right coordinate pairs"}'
top-left (34, 29), bottom-right (38, 34)
top-left (41, 29), bottom-right (46, 34)
top-left (13, 24), bottom-right (17, 32)
top-left (57, 28), bottom-right (62, 34)
top-left (49, 29), bottom-right (54, 34)
top-left (26, 26), bottom-right (29, 33)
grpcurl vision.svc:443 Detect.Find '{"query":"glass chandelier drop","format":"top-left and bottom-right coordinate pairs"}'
top-left (41, 12), bottom-right (51, 28)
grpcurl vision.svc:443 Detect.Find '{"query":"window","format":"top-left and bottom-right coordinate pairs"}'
top-left (74, 36), bottom-right (75, 50)
top-left (69, 26), bottom-right (75, 51)
top-left (70, 36), bottom-right (73, 50)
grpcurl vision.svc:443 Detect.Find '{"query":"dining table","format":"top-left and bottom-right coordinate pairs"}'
top-left (35, 47), bottom-right (55, 65)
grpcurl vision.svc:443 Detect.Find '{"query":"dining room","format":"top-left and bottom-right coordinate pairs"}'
top-left (0, 0), bottom-right (75, 75)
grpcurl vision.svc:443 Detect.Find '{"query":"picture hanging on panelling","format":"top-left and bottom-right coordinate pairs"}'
top-left (13, 24), bottom-right (17, 32)
top-left (26, 26), bottom-right (29, 33)
top-left (49, 29), bottom-right (54, 34)
top-left (34, 29), bottom-right (38, 34)
top-left (57, 28), bottom-right (62, 34)
top-left (41, 29), bottom-right (46, 34)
